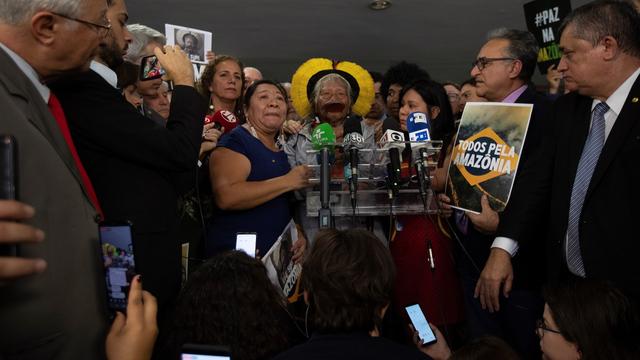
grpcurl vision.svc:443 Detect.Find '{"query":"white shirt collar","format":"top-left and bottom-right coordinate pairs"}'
top-left (90, 60), bottom-right (118, 89)
top-left (0, 42), bottom-right (50, 103)
top-left (593, 67), bottom-right (640, 114)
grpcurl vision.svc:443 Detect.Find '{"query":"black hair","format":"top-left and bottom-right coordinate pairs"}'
top-left (398, 79), bottom-right (455, 143)
top-left (303, 229), bottom-right (395, 334)
top-left (544, 280), bottom-right (640, 360)
top-left (369, 71), bottom-right (383, 83)
top-left (451, 336), bottom-right (520, 360)
top-left (559, 0), bottom-right (640, 58)
top-left (243, 79), bottom-right (288, 106)
top-left (381, 61), bottom-right (431, 98)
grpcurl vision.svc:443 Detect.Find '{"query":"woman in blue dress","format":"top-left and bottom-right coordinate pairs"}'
top-left (207, 80), bottom-right (312, 257)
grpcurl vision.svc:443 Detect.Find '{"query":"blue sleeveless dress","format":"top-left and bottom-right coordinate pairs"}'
top-left (206, 126), bottom-right (292, 257)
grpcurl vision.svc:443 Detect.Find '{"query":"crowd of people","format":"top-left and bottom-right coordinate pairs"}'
top-left (1, 0), bottom-right (640, 359)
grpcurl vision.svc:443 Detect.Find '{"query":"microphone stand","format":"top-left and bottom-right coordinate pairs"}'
top-left (318, 147), bottom-right (332, 229)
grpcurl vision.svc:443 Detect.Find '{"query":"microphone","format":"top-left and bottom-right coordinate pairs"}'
top-left (378, 128), bottom-right (405, 198)
top-left (407, 112), bottom-right (432, 208)
top-left (343, 120), bottom-right (365, 211)
top-left (311, 123), bottom-right (336, 229)
top-left (204, 110), bottom-right (238, 133)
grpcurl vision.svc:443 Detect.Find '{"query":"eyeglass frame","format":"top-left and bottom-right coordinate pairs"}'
top-left (535, 319), bottom-right (563, 338)
top-left (50, 11), bottom-right (111, 35)
top-left (471, 57), bottom-right (517, 71)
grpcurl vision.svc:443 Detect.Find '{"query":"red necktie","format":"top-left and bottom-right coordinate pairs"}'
top-left (48, 92), bottom-right (104, 219)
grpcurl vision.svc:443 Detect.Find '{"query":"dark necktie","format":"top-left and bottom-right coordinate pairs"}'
top-left (566, 101), bottom-right (609, 277)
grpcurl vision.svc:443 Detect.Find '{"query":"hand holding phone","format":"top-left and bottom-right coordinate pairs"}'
top-left (235, 233), bottom-right (257, 258)
top-left (153, 45), bottom-right (195, 86)
top-left (405, 304), bottom-right (437, 345)
top-left (99, 221), bottom-right (136, 312)
top-left (139, 55), bottom-right (166, 81)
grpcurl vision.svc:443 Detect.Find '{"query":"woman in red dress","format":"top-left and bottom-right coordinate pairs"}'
top-left (389, 79), bottom-right (464, 329)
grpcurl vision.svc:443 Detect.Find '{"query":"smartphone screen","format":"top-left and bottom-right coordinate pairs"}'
top-left (139, 55), bottom-right (166, 81)
top-left (405, 304), bottom-right (437, 345)
top-left (235, 233), bottom-right (256, 258)
top-left (0, 135), bottom-right (18, 256)
top-left (182, 344), bottom-right (231, 360)
top-left (99, 222), bottom-right (136, 311)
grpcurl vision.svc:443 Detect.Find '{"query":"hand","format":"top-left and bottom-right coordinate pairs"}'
top-left (474, 248), bottom-right (513, 313)
top-left (154, 45), bottom-right (194, 87)
top-left (466, 195), bottom-right (499, 234)
top-left (106, 275), bottom-right (158, 360)
top-left (546, 64), bottom-right (562, 94)
top-left (436, 194), bottom-right (453, 218)
top-left (286, 165), bottom-right (312, 190)
top-left (205, 50), bottom-right (216, 63)
top-left (0, 200), bottom-right (46, 282)
top-left (291, 226), bottom-right (307, 264)
top-left (411, 324), bottom-right (451, 360)
top-left (282, 119), bottom-right (303, 135)
top-left (199, 124), bottom-right (224, 158)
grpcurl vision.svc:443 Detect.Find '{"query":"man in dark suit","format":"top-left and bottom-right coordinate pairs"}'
top-left (51, 0), bottom-right (206, 312)
top-left (440, 28), bottom-right (550, 357)
top-left (485, 1), bottom-right (640, 304)
top-left (0, 0), bottom-right (112, 358)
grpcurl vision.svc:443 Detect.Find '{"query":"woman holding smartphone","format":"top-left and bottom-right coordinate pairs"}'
top-left (207, 80), bottom-right (312, 257)
top-left (390, 79), bottom-right (464, 330)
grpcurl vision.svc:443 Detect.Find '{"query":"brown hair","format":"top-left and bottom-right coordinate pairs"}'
top-left (303, 229), bottom-right (395, 333)
top-left (197, 54), bottom-right (245, 117)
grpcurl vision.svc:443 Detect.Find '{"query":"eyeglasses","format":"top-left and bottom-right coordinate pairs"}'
top-left (471, 57), bottom-right (516, 71)
top-left (51, 11), bottom-right (111, 36)
top-left (536, 319), bottom-right (563, 338)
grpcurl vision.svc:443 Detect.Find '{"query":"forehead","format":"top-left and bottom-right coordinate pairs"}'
top-left (461, 84), bottom-right (475, 92)
top-left (216, 60), bottom-right (241, 73)
top-left (320, 79), bottom-right (347, 91)
top-left (374, 82), bottom-right (381, 93)
top-left (444, 84), bottom-right (459, 93)
top-left (403, 89), bottom-right (424, 102)
top-left (479, 38), bottom-right (510, 57)
top-left (254, 84), bottom-right (280, 94)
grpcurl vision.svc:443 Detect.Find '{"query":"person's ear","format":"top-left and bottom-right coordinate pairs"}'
top-left (600, 35), bottom-right (619, 61)
top-left (508, 59), bottom-right (523, 80)
top-left (31, 12), bottom-right (58, 46)
top-left (429, 105), bottom-right (441, 121)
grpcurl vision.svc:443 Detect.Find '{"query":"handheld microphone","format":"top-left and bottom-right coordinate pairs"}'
top-left (378, 129), bottom-right (405, 198)
top-left (204, 110), bottom-right (238, 133)
top-left (311, 123), bottom-right (336, 229)
top-left (407, 112), bottom-right (432, 208)
top-left (343, 119), bottom-right (365, 211)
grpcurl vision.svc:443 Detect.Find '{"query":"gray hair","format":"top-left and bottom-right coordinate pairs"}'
top-left (125, 24), bottom-right (167, 65)
top-left (487, 28), bottom-right (539, 81)
top-left (0, 0), bottom-right (82, 25)
top-left (310, 73), bottom-right (353, 112)
top-left (559, 1), bottom-right (640, 58)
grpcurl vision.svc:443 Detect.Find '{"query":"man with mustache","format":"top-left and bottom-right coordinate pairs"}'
top-left (51, 0), bottom-right (206, 318)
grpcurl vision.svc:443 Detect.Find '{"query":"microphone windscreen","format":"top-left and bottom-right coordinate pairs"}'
top-left (209, 110), bottom-right (238, 132)
top-left (407, 112), bottom-right (431, 142)
top-left (311, 123), bottom-right (336, 150)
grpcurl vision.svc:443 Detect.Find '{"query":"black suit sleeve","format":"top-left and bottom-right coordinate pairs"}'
top-left (497, 99), bottom-right (557, 246)
top-left (54, 72), bottom-right (206, 173)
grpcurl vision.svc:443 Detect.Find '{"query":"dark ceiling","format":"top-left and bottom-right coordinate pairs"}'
top-left (127, 0), bottom-right (589, 85)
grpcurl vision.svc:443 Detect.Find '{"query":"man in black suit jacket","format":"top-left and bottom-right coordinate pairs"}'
top-left (441, 28), bottom-right (550, 357)
top-left (51, 0), bottom-right (206, 311)
top-left (486, 1), bottom-right (640, 304)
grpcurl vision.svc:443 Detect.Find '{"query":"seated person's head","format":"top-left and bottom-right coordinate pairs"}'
top-left (162, 251), bottom-right (292, 360)
top-left (303, 229), bottom-right (395, 334)
top-left (539, 280), bottom-right (640, 360)
top-left (450, 336), bottom-right (520, 360)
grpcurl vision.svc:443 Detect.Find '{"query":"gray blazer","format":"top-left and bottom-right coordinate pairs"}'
top-left (0, 48), bottom-right (108, 359)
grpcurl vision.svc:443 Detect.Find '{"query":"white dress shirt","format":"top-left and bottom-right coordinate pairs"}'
top-left (492, 67), bottom-right (640, 257)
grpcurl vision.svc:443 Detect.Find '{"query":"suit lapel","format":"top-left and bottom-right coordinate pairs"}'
top-left (0, 48), bottom-right (90, 204)
top-left (587, 76), bottom-right (640, 197)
